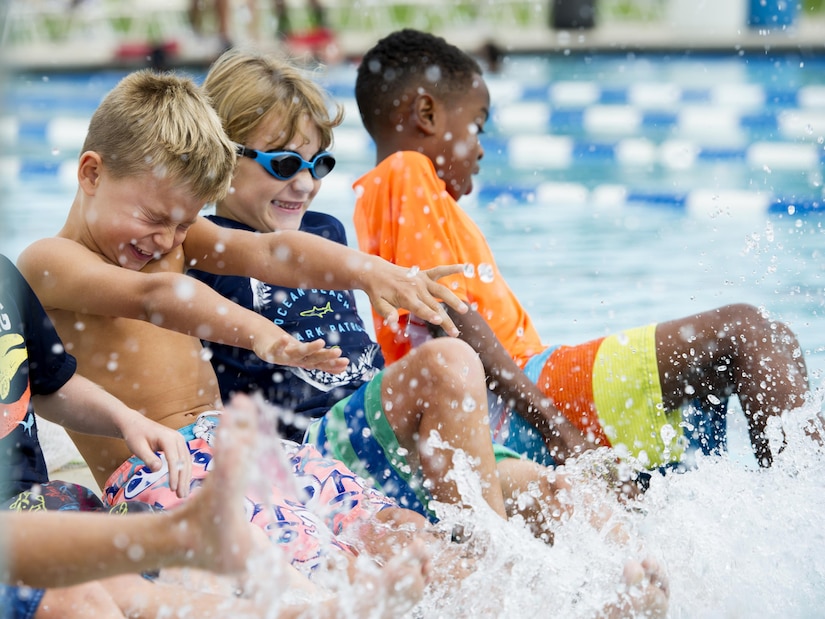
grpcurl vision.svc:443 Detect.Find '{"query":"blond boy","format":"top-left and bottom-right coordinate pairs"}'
top-left (17, 69), bottom-right (466, 576)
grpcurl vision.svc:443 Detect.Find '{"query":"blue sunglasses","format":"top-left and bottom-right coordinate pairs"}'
top-left (236, 145), bottom-right (336, 181)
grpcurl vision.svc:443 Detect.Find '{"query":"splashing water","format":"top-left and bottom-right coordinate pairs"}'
top-left (266, 392), bottom-right (825, 618)
top-left (407, 395), bottom-right (825, 618)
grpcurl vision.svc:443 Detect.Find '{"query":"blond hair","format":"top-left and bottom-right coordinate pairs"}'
top-left (202, 48), bottom-right (343, 151)
top-left (81, 70), bottom-right (236, 204)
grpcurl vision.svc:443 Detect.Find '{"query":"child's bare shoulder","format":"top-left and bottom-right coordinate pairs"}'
top-left (17, 237), bottom-right (96, 281)
top-left (18, 237), bottom-right (127, 313)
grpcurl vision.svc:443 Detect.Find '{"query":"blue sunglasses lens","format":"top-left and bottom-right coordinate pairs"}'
top-left (240, 147), bottom-right (336, 180)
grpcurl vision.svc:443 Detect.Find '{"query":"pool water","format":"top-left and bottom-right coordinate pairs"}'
top-left (3, 53), bottom-right (825, 617)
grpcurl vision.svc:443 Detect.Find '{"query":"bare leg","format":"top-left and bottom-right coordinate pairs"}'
top-left (35, 584), bottom-right (123, 618)
top-left (215, 0), bottom-right (232, 47)
top-left (273, 0), bottom-right (290, 36)
top-left (495, 458), bottom-right (568, 543)
top-left (307, 0), bottom-right (326, 27)
top-left (381, 338), bottom-right (508, 518)
top-left (496, 458), bottom-right (632, 546)
top-left (656, 303), bottom-right (809, 466)
top-left (104, 575), bottom-right (265, 618)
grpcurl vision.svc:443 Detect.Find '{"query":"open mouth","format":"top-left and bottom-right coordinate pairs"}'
top-left (272, 200), bottom-right (303, 211)
top-left (131, 243), bottom-right (154, 260)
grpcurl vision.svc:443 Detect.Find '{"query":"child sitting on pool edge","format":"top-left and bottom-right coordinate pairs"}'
top-left (14, 67), bottom-right (458, 593)
top-left (191, 46), bottom-right (586, 532)
top-left (350, 28), bottom-right (812, 472)
top-left (190, 46), bottom-right (668, 616)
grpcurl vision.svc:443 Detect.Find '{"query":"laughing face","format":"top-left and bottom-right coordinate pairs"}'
top-left (217, 113), bottom-right (325, 233)
top-left (83, 164), bottom-right (202, 271)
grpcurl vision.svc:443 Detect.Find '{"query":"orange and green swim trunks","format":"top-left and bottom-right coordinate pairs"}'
top-left (522, 324), bottom-right (687, 468)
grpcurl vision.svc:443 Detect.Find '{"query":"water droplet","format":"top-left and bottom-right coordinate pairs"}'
top-left (425, 65), bottom-right (442, 83)
top-left (462, 395), bottom-right (477, 412)
top-left (127, 544), bottom-right (145, 561)
top-left (478, 263), bottom-right (494, 283)
top-left (175, 278), bottom-right (196, 300)
top-left (661, 424), bottom-right (677, 445)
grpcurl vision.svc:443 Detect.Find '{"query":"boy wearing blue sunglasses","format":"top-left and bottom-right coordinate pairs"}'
top-left (191, 48), bottom-right (672, 616)
top-left (193, 47), bottom-right (544, 523)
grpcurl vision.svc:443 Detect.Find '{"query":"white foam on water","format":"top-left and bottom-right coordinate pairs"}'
top-left (297, 394), bottom-right (825, 618)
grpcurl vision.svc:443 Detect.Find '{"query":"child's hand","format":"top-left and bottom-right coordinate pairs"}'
top-left (123, 415), bottom-right (193, 499)
top-left (365, 263), bottom-right (469, 337)
top-left (254, 332), bottom-right (349, 374)
top-left (540, 411), bottom-right (600, 466)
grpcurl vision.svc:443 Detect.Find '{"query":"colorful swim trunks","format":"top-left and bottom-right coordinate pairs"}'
top-left (2, 480), bottom-right (104, 512)
top-left (305, 373), bottom-right (521, 522)
top-left (519, 324), bottom-right (687, 468)
top-left (104, 413), bottom-right (397, 574)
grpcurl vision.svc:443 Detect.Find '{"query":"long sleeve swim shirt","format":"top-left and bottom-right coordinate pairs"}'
top-left (353, 151), bottom-right (544, 367)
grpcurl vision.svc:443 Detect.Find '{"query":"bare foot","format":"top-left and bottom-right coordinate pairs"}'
top-left (346, 539), bottom-right (430, 618)
top-left (176, 393), bottom-right (260, 574)
top-left (600, 557), bottom-right (669, 618)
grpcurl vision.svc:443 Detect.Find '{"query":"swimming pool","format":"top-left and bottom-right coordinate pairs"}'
top-left (3, 52), bottom-right (825, 617)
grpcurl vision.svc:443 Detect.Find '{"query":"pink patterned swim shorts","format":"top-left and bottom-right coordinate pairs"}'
top-left (103, 413), bottom-right (397, 574)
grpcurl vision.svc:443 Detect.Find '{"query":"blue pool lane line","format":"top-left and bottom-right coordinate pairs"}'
top-left (484, 82), bottom-right (825, 109)
top-left (476, 183), bottom-right (823, 215)
top-left (3, 155), bottom-right (820, 216)
top-left (3, 75), bottom-right (823, 215)
top-left (6, 78), bottom-right (825, 115)
top-left (3, 117), bottom-right (823, 169)
top-left (490, 105), bottom-right (825, 138)
top-left (479, 135), bottom-right (825, 169)
top-left (319, 81), bottom-right (825, 109)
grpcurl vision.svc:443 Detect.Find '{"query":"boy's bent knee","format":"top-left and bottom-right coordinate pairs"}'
top-left (715, 303), bottom-right (766, 327)
top-left (411, 338), bottom-right (481, 372)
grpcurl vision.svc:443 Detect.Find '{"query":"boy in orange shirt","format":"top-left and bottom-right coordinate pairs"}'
top-left (352, 28), bottom-right (811, 471)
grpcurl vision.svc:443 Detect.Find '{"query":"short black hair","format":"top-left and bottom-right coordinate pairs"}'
top-left (355, 29), bottom-right (483, 137)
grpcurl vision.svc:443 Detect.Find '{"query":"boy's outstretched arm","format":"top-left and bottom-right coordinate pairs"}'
top-left (429, 305), bottom-right (597, 464)
top-left (184, 217), bottom-right (468, 336)
top-left (33, 372), bottom-right (194, 498)
top-left (18, 238), bottom-right (346, 374)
